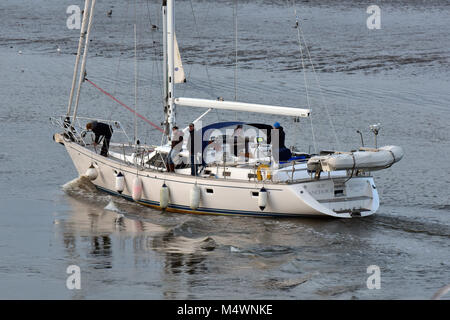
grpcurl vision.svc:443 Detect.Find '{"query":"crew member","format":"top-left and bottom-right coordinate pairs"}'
top-left (186, 123), bottom-right (199, 176)
top-left (167, 126), bottom-right (183, 172)
top-left (86, 121), bottom-right (113, 157)
top-left (232, 124), bottom-right (243, 157)
top-left (272, 122), bottom-right (291, 162)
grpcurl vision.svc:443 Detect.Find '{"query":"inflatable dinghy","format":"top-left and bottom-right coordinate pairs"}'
top-left (307, 145), bottom-right (404, 172)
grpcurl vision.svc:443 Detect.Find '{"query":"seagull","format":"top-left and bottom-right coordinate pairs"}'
top-left (107, 10), bottom-right (112, 17)
top-left (56, 46), bottom-right (61, 54)
top-left (18, 50), bottom-right (22, 55)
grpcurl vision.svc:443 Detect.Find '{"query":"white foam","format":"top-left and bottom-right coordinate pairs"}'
top-left (62, 175), bottom-right (96, 192)
top-left (230, 246), bottom-right (241, 253)
top-left (104, 199), bottom-right (121, 213)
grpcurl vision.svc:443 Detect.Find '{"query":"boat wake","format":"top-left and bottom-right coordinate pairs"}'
top-left (262, 274), bottom-right (315, 291)
top-left (61, 175), bottom-right (113, 204)
top-left (153, 231), bottom-right (217, 254)
top-left (373, 214), bottom-right (450, 238)
top-left (430, 204), bottom-right (450, 212)
top-left (103, 199), bottom-right (123, 213)
top-left (62, 175), bottom-right (97, 193)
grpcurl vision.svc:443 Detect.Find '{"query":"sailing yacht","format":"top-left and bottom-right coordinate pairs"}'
top-left (52, 0), bottom-right (403, 218)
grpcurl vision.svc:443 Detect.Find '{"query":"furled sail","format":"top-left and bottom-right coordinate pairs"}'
top-left (174, 33), bottom-right (186, 83)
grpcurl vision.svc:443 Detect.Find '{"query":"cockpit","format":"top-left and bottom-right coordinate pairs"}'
top-left (143, 122), bottom-right (310, 173)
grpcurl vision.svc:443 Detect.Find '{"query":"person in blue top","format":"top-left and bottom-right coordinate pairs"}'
top-left (272, 122), bottom-right (291, 162)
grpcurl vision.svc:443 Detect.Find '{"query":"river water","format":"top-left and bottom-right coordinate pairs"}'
top-left (0, 0), bottom-right (449, 299)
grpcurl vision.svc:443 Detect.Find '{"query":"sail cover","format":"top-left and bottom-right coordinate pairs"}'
top-left (174, 97), bottom-right (310, 117)
top-left (174, 33), bottom-right (186, 83)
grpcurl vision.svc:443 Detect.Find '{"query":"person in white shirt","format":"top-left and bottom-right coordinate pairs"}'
top-left (167, 126), bottom-right (183, 172)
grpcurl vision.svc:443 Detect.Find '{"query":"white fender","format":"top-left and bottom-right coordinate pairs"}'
top-left (115, 172), bottom-right (125, 194)
top-left (190, 184), bottom-right (201, 210)
top-left (258, 187), bottom-right (268, 211)
top-left (160, 183), bottom-right (170, 209)
top-left (132, 176), bottom-right (143, 201)
top-left (85, 164), bottom-right (98, 181)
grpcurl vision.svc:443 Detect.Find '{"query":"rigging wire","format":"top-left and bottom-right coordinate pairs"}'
top-left (234, 0), bottom-right (238, 102)
top-left (106, 1), bottom-right (162, 143)
top-left (289, 0), bottom-right (342, 151)
top-left (146, 0), bottom-right (164, 109)
top-left (183, 0), bottom-right (220, 122)
top-left (85, 78), bottom-right (164, 133)
top-left (288, 0), bottom-right (341, 183)
top-left (296, 19), bottom-right (342, 151)
top-left (107, 1), bottom-right (131, 122)
top-left (134, 14), bottom-right (140, 175)
top-left (184, 0), bottom-right (215, 98)
top-left (233, 0), bottom-right (238, 121)
top-left (145, 0), bottom-right (168, 146)
top-left (291, 5), bottom-right (317, 154)
top-left (134, 22), bottom-right (138, 145)
top-left (133, 0), bottom-right (139, 147)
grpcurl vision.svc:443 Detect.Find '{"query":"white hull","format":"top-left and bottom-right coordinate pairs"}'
top-left (64, 141), bottom-right (379, 218)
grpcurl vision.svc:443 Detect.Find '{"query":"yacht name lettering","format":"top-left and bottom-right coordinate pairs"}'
top-left (309, 188), bottom-right (333, 195)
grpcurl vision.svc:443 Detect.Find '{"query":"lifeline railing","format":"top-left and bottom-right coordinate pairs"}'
top-left (50, 115), bottom-right (132, 147)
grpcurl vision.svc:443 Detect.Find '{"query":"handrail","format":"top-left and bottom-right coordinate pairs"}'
top-left (50, 115), bottom-right (132, 147)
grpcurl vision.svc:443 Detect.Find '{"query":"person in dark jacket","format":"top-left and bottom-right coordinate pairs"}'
top-left (186, 123), bottom-right (199, 176)
top-left (86, 121), bottom-right (113, 157)
top-left (232, 124), bottom-right (243, 157)
top-left (272, 122), bottom-right (291, 162)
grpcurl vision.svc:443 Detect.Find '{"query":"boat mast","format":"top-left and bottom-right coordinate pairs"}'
top-left (66, 0), bottom-right (91, 119)
top-left (72, 0), bottom-right (97, 124)
top-left (134, 23), bottom-right (138, 144)
top-left (166, 0), bottom-right (176, 134)
top-left (162, 1), bottom-right (169, 140)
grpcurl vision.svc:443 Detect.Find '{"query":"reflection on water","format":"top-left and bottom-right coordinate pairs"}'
top-left (89, 236), bottom-right (112, 269)
top-left (58, 193), bottom-right (216, 296)
top-left (56, 185), bottom-right (360, 298)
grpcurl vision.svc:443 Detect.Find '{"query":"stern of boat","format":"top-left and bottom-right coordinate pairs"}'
top-left (290, 177), bottom-right (379, 218)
